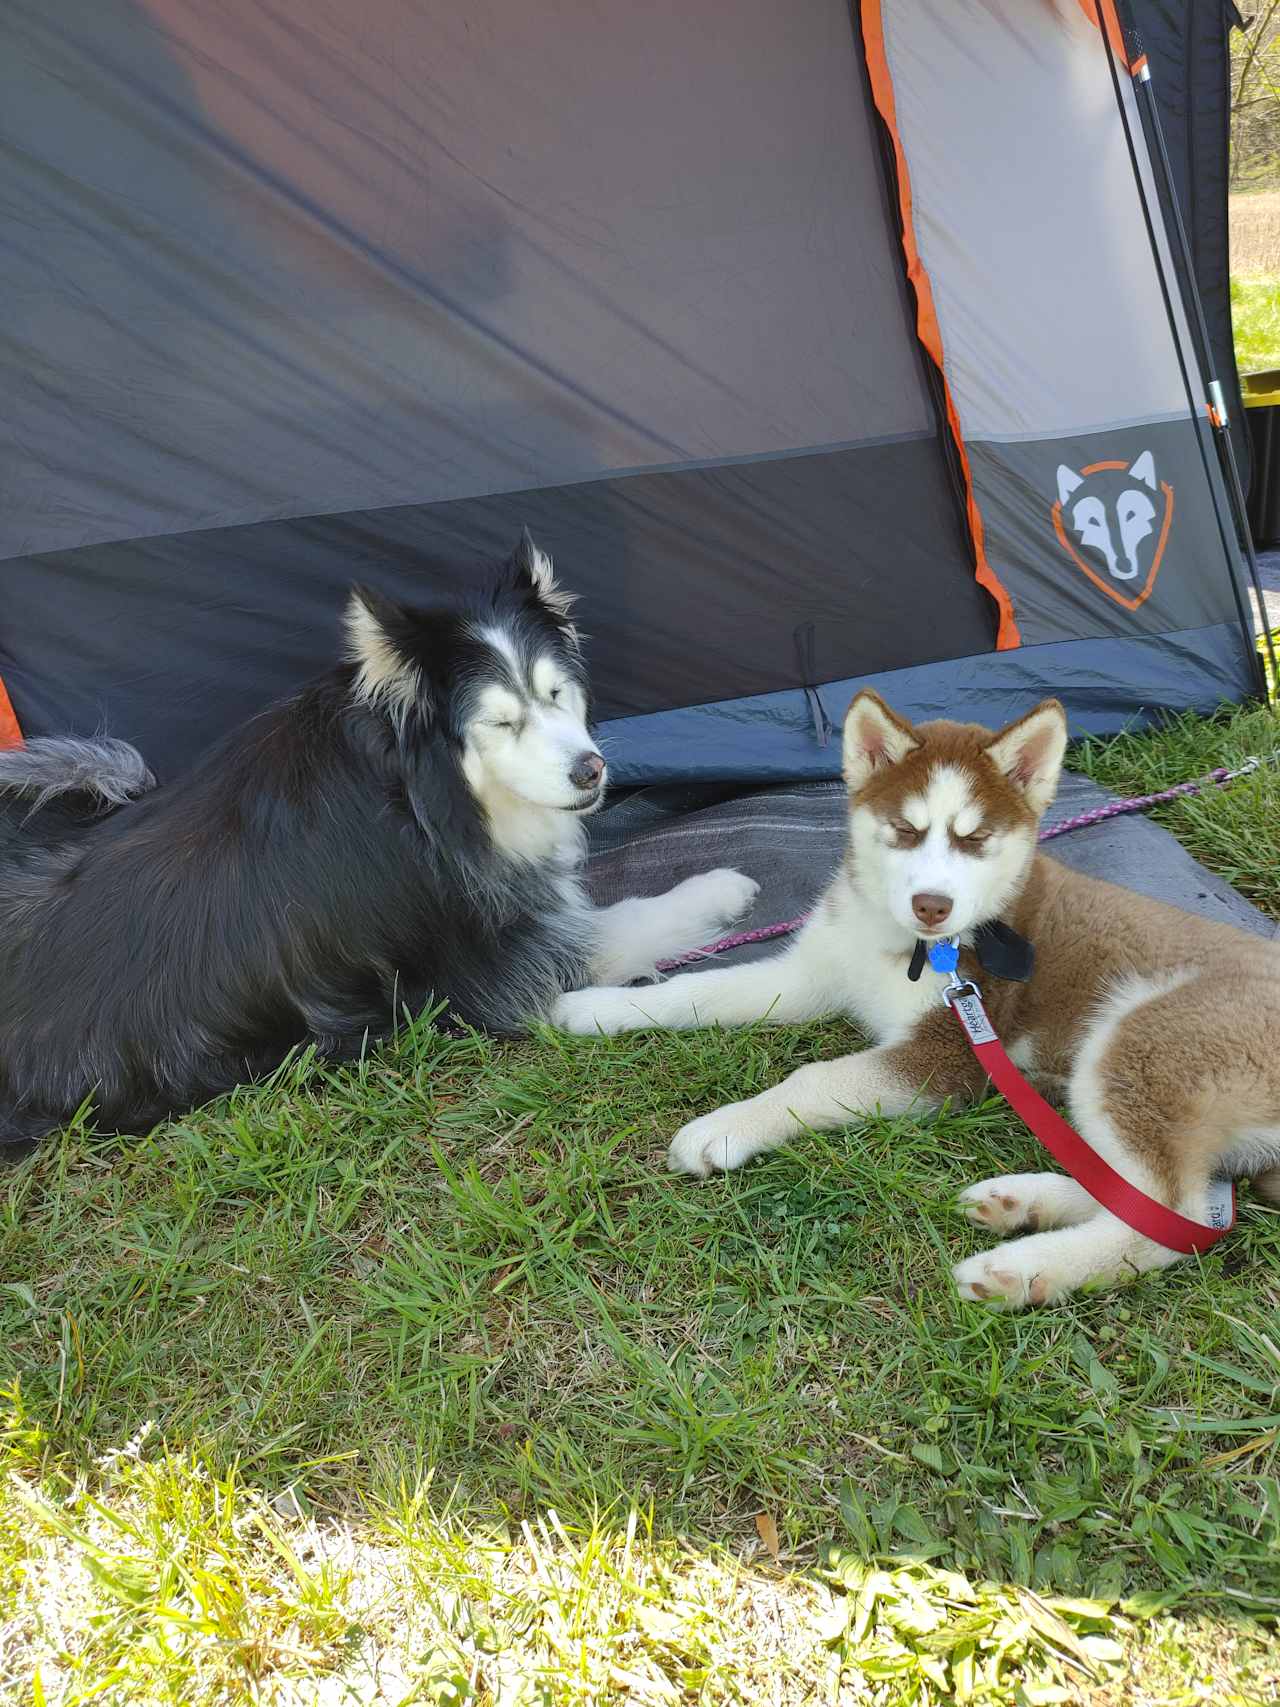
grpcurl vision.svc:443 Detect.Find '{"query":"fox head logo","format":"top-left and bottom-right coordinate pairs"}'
top-left (1051, 450), bottom-right (1174, 612)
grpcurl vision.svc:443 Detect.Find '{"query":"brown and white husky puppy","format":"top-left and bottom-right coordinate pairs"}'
top-left (554, 691), bottom-right (1280, 1306)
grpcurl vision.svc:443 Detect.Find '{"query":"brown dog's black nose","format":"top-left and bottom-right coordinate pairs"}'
top-left (570, 751), bottom-right (606, 791)
top-left (912, 892), bottom-right (952, 930)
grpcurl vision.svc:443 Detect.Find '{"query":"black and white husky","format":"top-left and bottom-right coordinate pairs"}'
top-left (0, 533), bottom-right (757, 1144)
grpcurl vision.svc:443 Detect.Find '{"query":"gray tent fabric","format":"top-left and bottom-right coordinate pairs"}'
top-left (866, 0), bottom-right (1246, 653)
top-left (2, 0), bottom-right (925, 557)
top-left (596, 620), bottom-right (1251, 784)
top-left (0, 0), bottom-right (1260, 783)
top-left (585, 772), bottom-right (1276, 973)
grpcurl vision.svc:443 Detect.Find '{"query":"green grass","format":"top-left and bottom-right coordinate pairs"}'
top-left (1074, 701), bottom-right (1280, 917)
top-left (4, 705), bottom-right (1280, 1704)
top-left (1231, 275), bottom-right (1280, 375)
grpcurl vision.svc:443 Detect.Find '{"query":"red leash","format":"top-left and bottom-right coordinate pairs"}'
top-left (942, 978), bottom-right (1235, 1255)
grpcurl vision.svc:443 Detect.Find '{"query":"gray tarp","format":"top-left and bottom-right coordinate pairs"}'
top-left (586, 772), bottom-right (1276, 971)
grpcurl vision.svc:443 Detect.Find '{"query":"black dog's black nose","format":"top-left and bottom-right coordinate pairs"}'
top-left (570, 751), bottom-right (606, 791)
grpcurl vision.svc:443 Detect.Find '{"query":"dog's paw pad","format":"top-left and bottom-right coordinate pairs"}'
top-left (952, 1252), bottom-right (1033, 1308)
top-left (952, 1249), bottom-right (1064, 1308)
top-left (958, 1179), bottom-right (1038, 1234)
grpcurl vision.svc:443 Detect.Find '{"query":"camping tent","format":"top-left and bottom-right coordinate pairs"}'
top-left (0, 0), bottom-right (1260, 784)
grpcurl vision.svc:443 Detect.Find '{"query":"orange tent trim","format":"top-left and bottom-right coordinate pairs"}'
top-left (1076, 0), bottom-right (1135, 72)
top-left (0, 678), bottom-right (20, 750)
top-left (857, 0), bottom-right (1021, 650)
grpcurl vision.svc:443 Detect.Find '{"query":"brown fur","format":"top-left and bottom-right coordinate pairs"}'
top-left (860, 749), bottom-right (1280, 1210)
top-left (555, 691), bottom-right (1280, 1303)
top-left (884, 857), bottom-right (1280, 1175)
top-left (849, 697), bottom-right (1280, 1301)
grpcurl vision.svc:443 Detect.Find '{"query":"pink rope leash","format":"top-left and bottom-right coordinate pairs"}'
top-left (655, 916), bottom-right (802, 972)
top-left (652, 757), bottom-right (1266, 974)
top-left (1035, 764), bottom-right (1250, 841)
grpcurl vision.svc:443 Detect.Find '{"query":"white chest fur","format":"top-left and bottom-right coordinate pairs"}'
top-left (799, 876), bottom-right (954, 1044)
top-left (484, 792), bottom-right (588, 870)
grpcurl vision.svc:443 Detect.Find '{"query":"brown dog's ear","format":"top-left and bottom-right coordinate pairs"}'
top-left (985, 699), bottom-right (1068, 815)
top-left (842, 689), bottom-right (921, 791)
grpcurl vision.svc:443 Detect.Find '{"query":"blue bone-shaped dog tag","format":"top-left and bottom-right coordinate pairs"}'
top-left (926, 938), bottom-right (959, 975)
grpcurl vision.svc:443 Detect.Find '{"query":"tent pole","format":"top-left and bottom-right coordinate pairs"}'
top-left (1096, 6), bottom-right (1276, 701)
top-left (1131, 60), bottom-right (1278, 699)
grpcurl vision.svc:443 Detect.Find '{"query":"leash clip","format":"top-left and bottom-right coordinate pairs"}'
top-left (926, 937), bottom-right (980, 1007)
top-left (942, 973), bottom-right (981, 1009)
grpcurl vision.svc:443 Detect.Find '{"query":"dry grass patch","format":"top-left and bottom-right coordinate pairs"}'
top-left (1231, 191), bottom-right (1280, 277)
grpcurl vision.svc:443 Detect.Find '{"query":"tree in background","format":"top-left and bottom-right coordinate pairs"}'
top-left (1232, 4), bottom-right (1280, 192)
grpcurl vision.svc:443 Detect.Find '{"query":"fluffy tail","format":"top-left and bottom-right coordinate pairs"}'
top-left (0, 736), bottom-right (156, 815)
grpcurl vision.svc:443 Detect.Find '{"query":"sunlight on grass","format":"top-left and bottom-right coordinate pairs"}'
top-left (12, 1417), bottom-right (1269, 1707)
top-left (1231, 276), bottom-right (1280, 375)
top-left (1262, 627), bottom-right (1280, 701)
top-left (1231, 191), bottom-right (1280, 371)
top-left (3, 706), bottom-right (1280, 1703)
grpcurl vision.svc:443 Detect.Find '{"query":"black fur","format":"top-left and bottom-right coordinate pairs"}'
top-left (0, 540), bottom-right (595, 1144)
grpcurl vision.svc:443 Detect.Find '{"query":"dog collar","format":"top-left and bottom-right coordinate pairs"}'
top-left (907, 919), bottom-right (1034, 983)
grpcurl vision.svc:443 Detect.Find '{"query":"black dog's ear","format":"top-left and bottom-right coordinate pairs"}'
top-left (344, 585), bottom-right (426, 725)
top-left (391, 719), bottom-right (499, 887)
top-left (510, 528), bottom-right (579, 634)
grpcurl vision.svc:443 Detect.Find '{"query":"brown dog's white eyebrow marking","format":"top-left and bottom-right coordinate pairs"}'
top-left (895, 766), bottom-right (978, 836)
top-left (953, 801), bottom-right (983, 838)
top-left (900, 799), bottom-right (928, 832)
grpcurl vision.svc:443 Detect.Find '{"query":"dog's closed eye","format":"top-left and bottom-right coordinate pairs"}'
top-left (890, 820), bottom-right (925, 848)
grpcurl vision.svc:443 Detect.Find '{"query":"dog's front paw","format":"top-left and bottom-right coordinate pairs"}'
top-left (958, 1172), bottom-right (1095, 1235)
top-left (673, 868), bottom-right (761, 939)
top-left (667, 1106), bottom-right (767, 1178)
top-left (551, 986), bottom-right (641, 1036)
top-left (952, 1247), bottom-right (1057, 1309)
top-left (958, 1177), bottom-right (1041, 1235)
